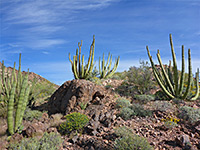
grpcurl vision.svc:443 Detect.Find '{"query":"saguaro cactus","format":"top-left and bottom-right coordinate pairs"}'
top-left (99, 53), bottom-right (120, 79)
top-left (146, 34), bottom-right (199, 100)
top-left (0, 54), bottom-right (30, 135)
top-left (69, 35), bottom-right (95, 79)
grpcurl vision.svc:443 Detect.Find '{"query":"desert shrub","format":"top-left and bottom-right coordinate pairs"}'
top-left (109, 71), bottom-right (128, 80)
top-left (28, 80), bottom-right (57, 107)
top-left (154, 90), bottom-right (169, 100)
top-left (114, 126), bottom-right (133, 137)
top-left (126, 60), bottom-right (156, 95)
top-left (134, 94), bottom-right (155, 104)
top-left (153, 101), bottom-right (174, 112)
top-left (179, 106), bottom-right (200, 124)
top-left (119, 107), bottom-right (135, 120)
top-left (8, 132), bottom-right (63, 150)
top-left (130, 103), bottom-right (152, 117)
top-left (115, 82), bottom-right (135, 97)
top-left (116, 98), bottom-right (131, 108)
top-left (23, 108), bottom-right (43, 121)
top-left (105, 84), bottom-right (113, 89)
top-left (59, 112), bottom-right (89, 134)
top-left (39, 132), bottom-right (63, 150)
top-left (161, 117), bottom-right (180, 130)
top-left (88, 77), bottom-right (103, 85)
top-left (119, 103), bottom-right (152, 120)
top-left (114, 127), bottom-right (153, 150)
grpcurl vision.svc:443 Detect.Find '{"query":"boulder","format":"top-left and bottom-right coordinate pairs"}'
top-left (48, 79), bottom-right (113, 115)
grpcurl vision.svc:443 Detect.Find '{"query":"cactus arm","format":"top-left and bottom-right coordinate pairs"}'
top-left (168, 60), bottom-right (174, 85)
top-left (107, 54), bottom-right (112, 72)
top-left (178, 45), bottom-right (185, 96)
top-left (182, 49), bottom-right (192, 99)
top-left (157, 50), bottom-right (175, 95)
top-left (2, 61), bottom-right (9, 99)
top-left (146, 46), bottom-right (174, 99)
top-left (14, 69), bottom-right (29, 131)
top-left (18, 84), bottom-right (30, 126)
top-left (105, 56), bottom-right (120, 79)
top-left (101, 53), bottom-right (106, 78)
top-left (88, 35), bottom-right (95, 75)
top-left (7, 69), bottom-right (11, 92)
top-left (73, 56), bottom-right (79, 79)
top-left (85, 42), bottom-right (93, 73)
top-left (81, 55), bottom-right (84, 78)
top-left (7, 80), bottom-right (16, 135)
top-left (105, 53), bottom-right (110, 69)
top-left (153, 68), bottom-right (175, 99)
top-left (191, 68), bottom-right (199, 100)
top-left (146, 46), bottom-right (166, 86)
top-left (78, 41), bottom-right (82, 77)
top-left (169, 34), bottom-right (179, 96)
top-left (10, 62), bottom-right (16, 86)
top-left (99, 57), bottom-right (102, 76)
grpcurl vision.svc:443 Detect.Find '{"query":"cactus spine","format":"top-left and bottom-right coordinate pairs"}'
top-left (99, 53), bottom-right (120, 79)
top-left (0, 54), bottom-right (30, 135)
top-left (69, 35), bottom-right (95, 79)
top-left (146, 34), bottom-right (199, 100)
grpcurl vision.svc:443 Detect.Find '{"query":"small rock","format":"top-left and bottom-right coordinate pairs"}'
top-left (176, 134), bottom-right (191, 147)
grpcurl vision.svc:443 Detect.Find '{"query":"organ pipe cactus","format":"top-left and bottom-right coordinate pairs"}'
top-left (99, 53), bottom-right (120, 79)
top-left (146, 34), bottom-right (199, 100)
top-left (0, 54), bottom-right (30, 135)
top-left (69, 35), bottom-right (95, 79)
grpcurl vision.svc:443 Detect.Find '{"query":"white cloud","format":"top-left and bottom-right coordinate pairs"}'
top-left (27, 39), bottom-right (66, 48)
top-left (1, 0), bottom-right (119, 51)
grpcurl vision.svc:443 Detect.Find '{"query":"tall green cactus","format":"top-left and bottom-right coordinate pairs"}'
top-left (0, 54), bottom-right (30, 135)
top-left (69, 35), bottom-right (95, 79)
top-left (146, 34), bottom-right (199, 100)
top-left (99, 53), bottom-right (120, 79)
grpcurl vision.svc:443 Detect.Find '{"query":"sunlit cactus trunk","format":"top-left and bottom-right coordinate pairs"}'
top-left (1, 53), bottom-right (30, 135)
top-left (99, 52), bottom-right (120, 79)
top-left (69, 35), bottom-right (95, 79)
top-left (146, 34), bottom-right (199, 100)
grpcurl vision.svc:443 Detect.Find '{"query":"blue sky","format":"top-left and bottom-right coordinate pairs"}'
top-left (0, 0), bottom-right (200, 85)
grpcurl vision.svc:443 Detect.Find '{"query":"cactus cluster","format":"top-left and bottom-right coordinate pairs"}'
top-left (69, 35), bottom-right (120, 79)
top-left (69, 35), bottom-right (95, 79)
top-left (99, 53), bottom-right (120, 79)
top-left (146, 34), bottom-right (199, 100)
top-left (0, 54), bottom-right (30, 135)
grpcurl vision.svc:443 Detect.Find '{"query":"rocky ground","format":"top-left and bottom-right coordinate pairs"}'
top-left (0, 79), bottom-right (200, 150)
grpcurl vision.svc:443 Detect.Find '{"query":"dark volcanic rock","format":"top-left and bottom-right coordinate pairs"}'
top-left (48, 79), bottom-right (112, 115)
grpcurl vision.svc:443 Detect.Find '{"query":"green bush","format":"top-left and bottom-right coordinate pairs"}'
top-left (119, 107), bottom-right (134, 120)
top-left (8, 132), bottom-right (63, 150)
top-left (130, 103), bottom-right (152, 117)
top-left (59, 112), bottom-right (89, 134)
top-left (116, 98), bottom-right (131, 108)
top-left (23, 108), bottom-right (43, 121)
top-left (114, 126), bottom-right (133, 137)
top-left (109, 71), bottom-right (127, 80)
top-left (119, 103), bottom-right (152, 120)
top-left (88, 77), bottom-right (103, 85)
top-left (115, 82), bottom-right (135, 97)
top-left (126, 60), bottom-right (156, 95)
top-left (134, 94), bottom-right (155, 104)
top-left (114, 126), bottom-right (153, 150)
top-left (179, 106), bottom-right (200, 124)
top-left (153, 101), bottom-right (174, 112)
top-left (28, 80), bottom-right (57, 107)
